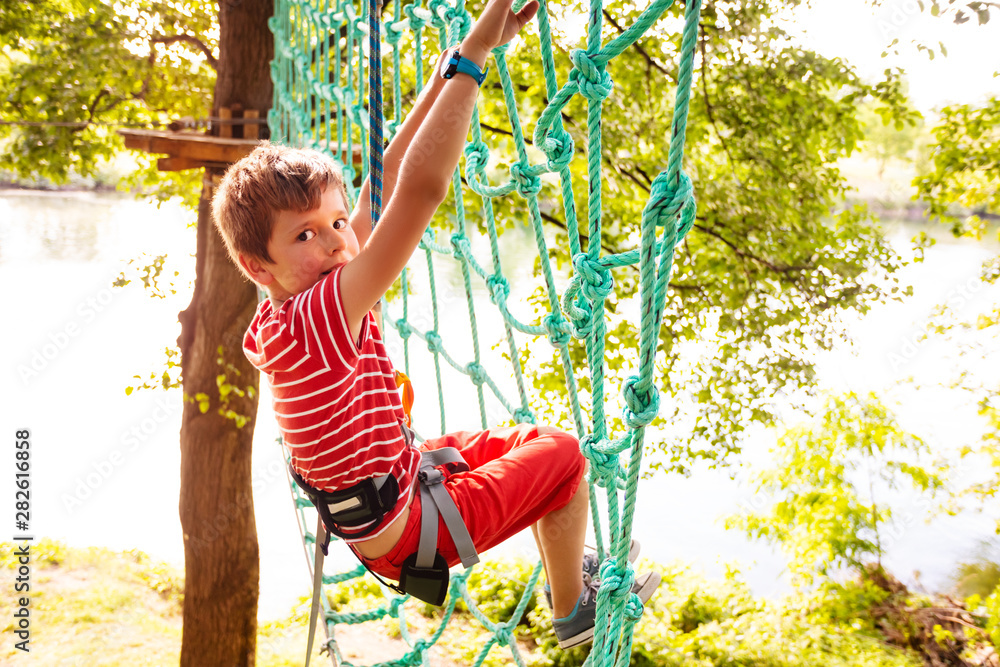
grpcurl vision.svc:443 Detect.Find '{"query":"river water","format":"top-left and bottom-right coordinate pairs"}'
top-left (1, 189), bottom-right (997, 620)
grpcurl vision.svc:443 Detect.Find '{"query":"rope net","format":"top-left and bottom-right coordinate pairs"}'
top-left (269, 0), bottom-right (701, 663)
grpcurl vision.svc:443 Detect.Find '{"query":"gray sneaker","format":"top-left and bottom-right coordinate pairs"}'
top-left (552, 570), bottom-right (661, 650)
top-left (544, 539), bottom-right (641, 608)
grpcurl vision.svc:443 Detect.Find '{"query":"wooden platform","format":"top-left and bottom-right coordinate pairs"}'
top-left (119, 129), bottom-right (262, 172)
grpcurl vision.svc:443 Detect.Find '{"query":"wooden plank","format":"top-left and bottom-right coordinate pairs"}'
top-left (244, 109), bottom-right (260, 140)
top-left (119, 130), bottom-right (261, 164)
top-left (219, 106), bottom-right (232, 138)
top-left (157, 156), bottom-right (233, 172)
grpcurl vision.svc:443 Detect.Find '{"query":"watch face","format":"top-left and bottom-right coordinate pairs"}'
top-left (440, 50), bottom-right (455, 78)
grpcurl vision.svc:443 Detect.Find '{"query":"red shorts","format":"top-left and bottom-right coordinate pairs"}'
top-left (361, 424), bottom-right (585, 580)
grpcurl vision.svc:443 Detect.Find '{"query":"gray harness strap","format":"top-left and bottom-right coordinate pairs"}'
top-left (305, 515), bottom-right (332, 667)
top-left (416, 448), bottom-right (480, 569)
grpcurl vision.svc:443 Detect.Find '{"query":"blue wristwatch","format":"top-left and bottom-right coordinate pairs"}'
top-left (440, 49), bottom-right (488, 86)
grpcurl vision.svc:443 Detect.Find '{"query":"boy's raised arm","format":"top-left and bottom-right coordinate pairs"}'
top-left (340, 0), bottom-right (538, 338)
top-left (349, 51), bottom-right (451, 250)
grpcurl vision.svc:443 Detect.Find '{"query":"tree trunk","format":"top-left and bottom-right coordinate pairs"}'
top-left (178, 1), bottom-right (273, 665)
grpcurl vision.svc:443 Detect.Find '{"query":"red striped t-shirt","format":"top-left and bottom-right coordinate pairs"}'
top-left (243, 265), bottom-right (420, 541)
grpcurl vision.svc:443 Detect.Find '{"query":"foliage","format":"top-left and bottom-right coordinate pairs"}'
top-left (0, 0), bottom-right (214, 206)
top-left (952, 540), bottom-right (1000, 599)
top-left (982, 589), bottom-right (1000, 650)
top-left (459, 556), bottom-right (540, 621)
top-left (858, 99), bottom-right (926, 178)
top-left (727, 392), bottom-right (944, 584)
top-left (915, 97), bottom-right (1000, 240)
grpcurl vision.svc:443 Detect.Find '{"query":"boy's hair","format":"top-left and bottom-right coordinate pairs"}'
top-left (212, 142), bottom-right (349, 275)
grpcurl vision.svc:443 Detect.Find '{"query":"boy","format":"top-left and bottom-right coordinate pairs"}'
top-left (213, 0), bottom-right (659, 648)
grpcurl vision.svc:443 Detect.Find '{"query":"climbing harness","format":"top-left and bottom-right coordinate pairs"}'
top-left (293, 425), bottom-right (481, 663)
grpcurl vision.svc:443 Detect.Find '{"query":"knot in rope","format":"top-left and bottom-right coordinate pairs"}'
top-left (512, 407), bottom-right (536, 424)
top-left (563, 292), bottom-right (595, 339)
top-left (394, 318), bottom-right (412, 339)
top-left (403, 3), bottom-right (426, 30)
top-left (389, 595), bottom-right (408, 615)
top-left (425, 331), bottom-right (443, 354)
top-left (426, 0), bottom-right (451, 28)
top-left (624, 593), bottom-right (646, 623)
top-left (597, 560), bottom-right (636, 603)
top-left (569, 49), bottom-right (614, 102)
top-left (543, 314), bottom-right (571, 347)
top-left (573, 253), bottom-right (614, 302)
top-left (464, 140), bottom-right (490, 173)
top-left (450, 233), bottom-right (471, 262)
top-left (580, 434), bottom-right (620, 487)
top-left (622, 375), bottom-right (660, 428)
top-left (385, 22), bottom-right (404, 47)
top-left (465, 361), bottom-right (488, 386)
top-left (541, 129), bottom-right (575, 171)
top-left (509, 161), bottom-right (542, 198)
top-left (450, 12), bottom-right (472, 40)
top-left (486, 274), bottom-right (510, 306)
top-left (646, 171), bottom-right (694, 230)
top-left (408, 639), bottom-right (434, 661)
top-left (492, 625), bottom-right (515, 646)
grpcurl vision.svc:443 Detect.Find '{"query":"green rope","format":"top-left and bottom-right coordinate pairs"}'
top-left (269, 0), bottom-right (702, 664)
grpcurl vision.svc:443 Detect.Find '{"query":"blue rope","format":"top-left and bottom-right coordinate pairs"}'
top-left (368, 0), bottom-right (384, 226)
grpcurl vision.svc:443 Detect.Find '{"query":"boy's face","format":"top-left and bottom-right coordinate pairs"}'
top-left (240, 186), bottom-right (358, 302)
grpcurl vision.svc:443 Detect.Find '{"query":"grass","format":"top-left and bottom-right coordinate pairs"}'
top-left (0, 540), bottom-right (325, 666)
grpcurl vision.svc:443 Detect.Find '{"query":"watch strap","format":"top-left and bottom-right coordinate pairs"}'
top-left (443, 49), bottom-right (488, 86)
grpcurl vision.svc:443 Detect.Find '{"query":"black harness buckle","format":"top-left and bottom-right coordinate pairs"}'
top-left (288, 466), bottom-right (400, 541)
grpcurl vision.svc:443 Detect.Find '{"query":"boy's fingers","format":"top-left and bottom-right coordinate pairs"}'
top-left (517, 0), bottom-right (539, 24)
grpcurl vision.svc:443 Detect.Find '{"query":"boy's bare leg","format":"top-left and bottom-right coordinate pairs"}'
top-left (535, 482), bottom-right (589, 618)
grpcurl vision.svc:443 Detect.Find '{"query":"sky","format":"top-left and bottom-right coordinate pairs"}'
top-left (789, 0), bottom-right (1000, 112)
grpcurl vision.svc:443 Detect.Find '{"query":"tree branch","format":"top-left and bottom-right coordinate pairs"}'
top-left (151, 34), bottom-right (218, 70)
top-left (602, 9), bottom-right (677, 83)
top-left (694, 222), bottom-right (814, 274)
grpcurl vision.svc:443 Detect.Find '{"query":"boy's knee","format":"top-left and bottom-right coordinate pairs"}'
top-left (542, 429), bottom-right (586, 476)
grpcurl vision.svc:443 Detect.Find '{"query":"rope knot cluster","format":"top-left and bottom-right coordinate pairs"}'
top-left (623, 375), bottom-right (660, 428)
top-left (569, 49), bottom-right (614, 102)
top-left (450, 233), bottom-right (471, 262)
top-left (464, 140), bottom-right (490, 173)
top-left (426, 0), bottom-right (451, 29)
top-left (597, 560), bottom-right (636, 603)
top-left (493, 626), bottom-right (515, 646)
top-left (580, 434), bottom-right (620, 487)
top-left (403, 4), bottom-right (426, 31)
top-left (465, 361), bottom-right (488, 386)
top-left (543, 314), bottom-right (571, 347)
top-left (512, 407), bottom-right (536, 424)
top-left (425, 331), bottom-right (443, 354)
top-left (646, 171), bottom-right (694, 231)
top-left (448, 11), bottom-right (472, 40)
top-left (510, 161), bottom-right (542, 197)
top-left (574, 253), bottom-right (614, 302)
top-left (385, 22), bottom-right (404, 46)
top-left (541, 129), bottom-right (575, 171)
top-left (394, 318), bottom-right (413, 339)
top-left (486, 274), bottom-right (510, 306)
top-left (624, 594), bottom-right (646, 623)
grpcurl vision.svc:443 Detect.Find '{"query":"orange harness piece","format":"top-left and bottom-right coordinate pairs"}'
top-left (395, 370), bottom-right (414, 427)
